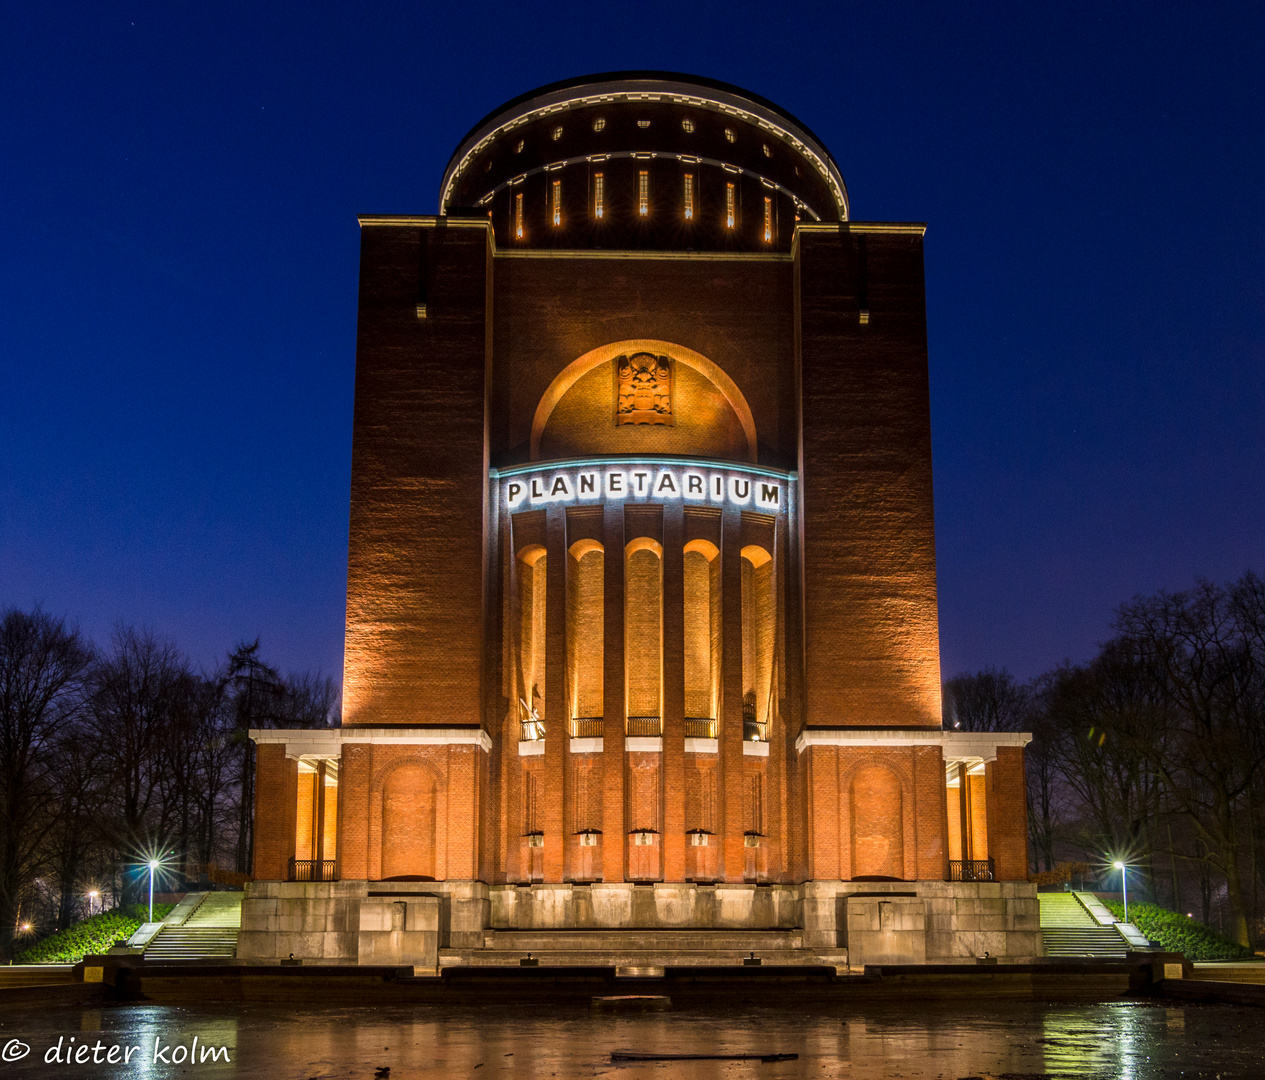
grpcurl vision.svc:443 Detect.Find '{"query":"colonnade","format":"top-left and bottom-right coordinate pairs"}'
top-left (503, 496), bottom-right (788, 885)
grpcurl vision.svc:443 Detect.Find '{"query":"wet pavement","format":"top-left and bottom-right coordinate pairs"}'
top-left (0, 999), bottom-right (1258, 1078)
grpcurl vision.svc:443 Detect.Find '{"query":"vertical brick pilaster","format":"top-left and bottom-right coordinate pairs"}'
top-left (986, 746), bottom-right (1029, 881)
top-left (339, 742), bottom-right (371, 880)
top-left (913, 745), bottom-right (947, 880)
top-left (253, 743), bottom-right (298, 881)
top-left (720, 503), bottom-right (745, 882)
top-left (544, 504), bottom-right (567, 881)
top-left (662, 503), bottom-right (686, 882)
top-left (602, 502), bottom-right (626, 882)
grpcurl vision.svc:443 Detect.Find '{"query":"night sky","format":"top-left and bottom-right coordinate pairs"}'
top-left (2, 2), bottom-right (1262, 686)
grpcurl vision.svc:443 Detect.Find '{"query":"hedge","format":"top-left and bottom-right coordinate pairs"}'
top-left (15, 903), bottom-right (175, 964)
top-left (1102, 900), bottom-right (1252, 961)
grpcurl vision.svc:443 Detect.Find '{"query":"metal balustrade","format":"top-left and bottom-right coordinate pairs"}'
top-left (289, 858), bottom-right (339, 882)
top-left (626, 716), bottom-right (662, 737)
top-left (949, 858), bottom-right (996, 882)
top-left (570, 717), bottom-right (604, 738)
top-left (684, 717), bottom-right (716, 739)
top-left (520, 719), bottom-right (546, 742)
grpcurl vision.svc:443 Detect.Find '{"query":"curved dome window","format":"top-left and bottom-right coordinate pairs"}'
top-left (724, 127), bottom-right (736, 143)
top-left (592, 116), bottom-right (606, 132)
top-left (515, 139), bottom-right (524, 153)
top-left (637, 119), bottom-right (651, 129)
top-left (551, 125), bottom-right (563, 140)
top-left (681, 117), bottom-right (695, 133)
top-left (762, 143), bottom-right (772, 158)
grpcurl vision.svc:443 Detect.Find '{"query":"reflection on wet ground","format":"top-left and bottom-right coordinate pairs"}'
top-left (0, 999), bottom-right (1258, 1079)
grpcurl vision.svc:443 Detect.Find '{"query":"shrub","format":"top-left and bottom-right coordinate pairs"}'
top-left (1103, 900), bottom-right (1252, 961)
top-left (14, 903), bottom-right (175, 964)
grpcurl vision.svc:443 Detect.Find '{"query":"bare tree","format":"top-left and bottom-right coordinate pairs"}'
top-left (1115, 574), bottom-right (1265, 946)
top-left (0, 608), bottom-right (91, 959)
top-left (943, 667), bottom-right (1028, 731)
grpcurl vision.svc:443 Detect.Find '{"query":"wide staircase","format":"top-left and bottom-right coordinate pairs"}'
top-left (443, 928), bottom-right (848, 970)
top-left (144, 891), bottom-right (242, 960)
top-left (1039, 892), bottom-right (1128, 958)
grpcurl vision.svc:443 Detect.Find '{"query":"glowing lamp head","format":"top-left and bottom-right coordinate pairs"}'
top-left (148, 860), bottom-right (160, 870)
top-left (1112, 860), bottom-right (1124, 870)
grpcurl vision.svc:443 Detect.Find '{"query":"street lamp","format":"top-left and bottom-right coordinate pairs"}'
top-left (147, 860), bottom-right (160, 923)
top-left (87, 890), bottom-right (99, 916)
top-left (1113, 859), bottom-right (1129, 924)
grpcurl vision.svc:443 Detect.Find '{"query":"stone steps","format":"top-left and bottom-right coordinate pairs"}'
top-left (143, 928), bottom-right (239, 960)
top-left (482, 928), bottom-right (805, 951)
top-left (183, 892), bottom-right (243, 928)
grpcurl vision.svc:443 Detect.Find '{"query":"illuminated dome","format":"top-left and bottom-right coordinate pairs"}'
top-left (439, 72), bottom-right (848, 253)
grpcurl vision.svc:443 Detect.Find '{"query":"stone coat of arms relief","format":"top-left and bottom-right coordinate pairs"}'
top-left (615, 352), bottom-right (673, 426)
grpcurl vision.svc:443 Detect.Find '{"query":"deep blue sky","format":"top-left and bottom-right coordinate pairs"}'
top-left (2, 2), bottom-right (1262, 685)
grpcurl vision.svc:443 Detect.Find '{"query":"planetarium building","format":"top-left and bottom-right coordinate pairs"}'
top-left (243, 73), bottom-right (1039, 970)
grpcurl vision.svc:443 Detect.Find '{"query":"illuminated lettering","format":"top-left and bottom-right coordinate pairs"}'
top-left (711, 475), bottom-right (724, 500)
top-left (579, 473), bottom-right (597, 495)
top-left (656, 471), bottom-right (678, 495)
top-left (685, 474), bottom-right (704, 497)
top-left (731, 478), bottom-right (750, 503)
top-left (631, 471), bottom-right (649, 495)
top-left (606, 472), bottom-right (625, 497)
top-left (507, 481), bottom-right (524, 506)
top-left (550, 475), bottom-right (571, 497)
top-left (530, 478), bottom-right (545, 501)
top-left (758, 482), bottom-right (779, 508)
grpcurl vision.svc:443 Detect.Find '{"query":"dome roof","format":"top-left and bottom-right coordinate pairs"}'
top-left (439, 72), bottom-right (848, 253)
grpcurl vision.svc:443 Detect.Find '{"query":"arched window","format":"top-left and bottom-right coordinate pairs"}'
top-left (567, 539), bottom-right (604, 733)
top-left (741, 545), bottom-right (774, 741)
top-left (624, 538), bottom-right (663, 734)
top-left (517, 544), bottom-right (546, 737)
top-left (683, 539), bottom-right (720, 736)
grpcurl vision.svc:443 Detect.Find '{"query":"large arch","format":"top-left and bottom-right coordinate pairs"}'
top-left (529, 339), bottom-right (758, 462)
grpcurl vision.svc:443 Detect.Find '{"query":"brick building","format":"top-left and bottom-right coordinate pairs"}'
top-left (242, 73), bottom-right (1039, 969)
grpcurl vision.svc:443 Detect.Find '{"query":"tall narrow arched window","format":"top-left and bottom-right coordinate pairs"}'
top-left (683, 539), bottom-right (720, 737)
top-left (741, 545), bottom-right (774, 741)
top-left (624, 538), bottom-right (663, 735)
top-left (567, 539), bottom-right (604, 736)
top-left (517, 545), bottom-right (547, 738)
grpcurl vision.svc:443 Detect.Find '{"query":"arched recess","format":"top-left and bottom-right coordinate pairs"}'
top-left (567, 539), bottom-right (604, 722)
top-left (517, 544), bottom-right (547, 723)
top-left (740, 544), bottom-right (775, 732)
top-left (625, 537), bottom-right (663, 724)
top-left (380, 762), bottom-right (439, 881)
top-left (683, 539), bottom-right (720, 721)
top-left (530, 339), bottom-right (758, 462)
top-left (850, 765), bottom-right (905, 880)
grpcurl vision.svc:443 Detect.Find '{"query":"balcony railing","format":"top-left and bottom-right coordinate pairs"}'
top-left (570, 717), bottom-right (604, 738)
top-left (520, 718), bottom-right (545, 742)
top-left (626, 716), bottom-right (662, 737)
top-left (949, 858), bottom-right (995, 882)
top-left (744, 720), bottom-right (768, 742)
top-left (289, 858), bottom-right (338, 882)
top-left (684, 717), bottom-right (716, 739)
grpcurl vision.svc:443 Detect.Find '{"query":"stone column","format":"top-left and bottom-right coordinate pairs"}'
top-left (720, 503), bottom-right (745, 881)
top-left (662, 502), bottom-right (686, 882)
top-left (315, 760), bottom-right (327, 863)
top-left (543, 505), bottom-right (567, 882)
top-left (601, 502), bottom-right (626, 882)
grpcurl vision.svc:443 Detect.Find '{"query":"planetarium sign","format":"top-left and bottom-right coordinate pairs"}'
top-left (496, 458), bottom-right (789, 512)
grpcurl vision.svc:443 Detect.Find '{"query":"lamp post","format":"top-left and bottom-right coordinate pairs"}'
top-left (88, 890), bottom-right (98, 916)
top-left (147, 860), bottom-right (160, 923)
top-left (1112, 859), bottom-right (1129, 924)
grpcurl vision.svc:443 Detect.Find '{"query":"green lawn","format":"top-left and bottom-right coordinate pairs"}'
top-left (15, 903), bottom-right (175, 964)
top-left (1103, 900), bottom-right (1253, 961)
